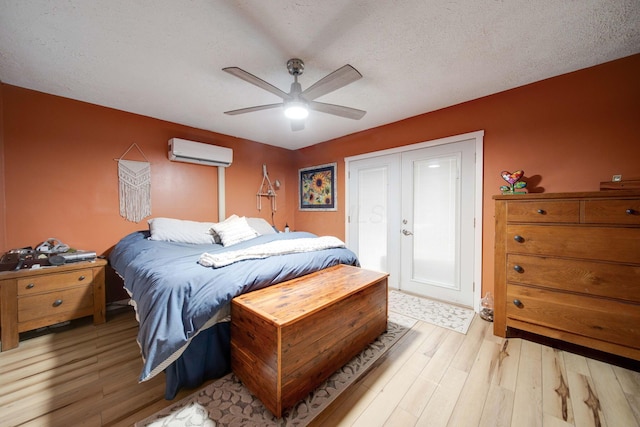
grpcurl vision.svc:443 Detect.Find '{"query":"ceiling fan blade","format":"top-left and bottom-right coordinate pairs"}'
top-left (302, 64), bottom-right (362, 101)
top-left (290, 120), bottom-right (305, 132)
top-left (224, 103), bottom-right (282, 115)
top-left (223, 67), bottom-right (291, 100)
top-left (309, 101), bottom-right (366, 120)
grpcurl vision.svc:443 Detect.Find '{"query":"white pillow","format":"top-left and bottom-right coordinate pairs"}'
top-left (148, 217), bottom-right (217, 244)
top-left (210, 216), bottom-right (258, 246)
top-left (210, 214), bottom-right (239, 244)
top-left (246, 217), bottom-right (277, 235)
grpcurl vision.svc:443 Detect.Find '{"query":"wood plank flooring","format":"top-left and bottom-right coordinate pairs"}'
top-left (0, 306), bottom-right (638, 426)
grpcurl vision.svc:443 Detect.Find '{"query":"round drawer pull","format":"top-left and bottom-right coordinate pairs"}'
top-left (537, 209), bottom-right (546, 215)
top-left (513, 235), bottom-right (525, 243)
top-left (53, 299), bottom-right (63, 307)
top-left (26, 283), bottom-right (35, 289)
top-left (513, 299), bottom-right (523, 308)
top-left (513, 265), bottom-right (524, 273)
top-left (78, 275), bottom-right (86, 281)
top-left (626, 208), bottom-right (636, 215)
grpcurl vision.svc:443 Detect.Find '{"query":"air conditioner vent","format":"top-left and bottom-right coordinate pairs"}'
top-left (168, 138), bottom-right (233, 167)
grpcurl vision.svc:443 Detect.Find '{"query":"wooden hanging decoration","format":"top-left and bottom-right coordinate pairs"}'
top-left (116, 143), bottom-right (152, 223)
top-left (257, 164), bottom-right (277, 212)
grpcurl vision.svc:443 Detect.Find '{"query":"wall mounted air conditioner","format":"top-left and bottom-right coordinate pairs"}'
top-left (168, 138), bottom-right (233, 167)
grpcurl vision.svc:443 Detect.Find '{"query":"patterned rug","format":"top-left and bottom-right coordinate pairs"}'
top-left (388, 290), bottom-right (475, 334)
top-left (136, 311), bottom-right (416, 427)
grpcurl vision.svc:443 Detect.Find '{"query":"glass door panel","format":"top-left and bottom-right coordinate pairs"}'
top-left (357, 166), bottom-right (389, 273)
top-left (412, 154), bottom-right (460, 289)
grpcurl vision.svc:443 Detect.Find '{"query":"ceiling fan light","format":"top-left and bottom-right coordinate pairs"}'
top-left (284, 102), bottom-right (309, 120)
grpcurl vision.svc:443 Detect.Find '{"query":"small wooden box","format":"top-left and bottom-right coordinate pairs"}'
top-left (231, 264), bottom-right (388, 418)
top-left (600, 179), bottom-right (640, 190)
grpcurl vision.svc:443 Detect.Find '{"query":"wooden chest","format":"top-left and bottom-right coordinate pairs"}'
top-left (493, 190), bottom-right (640, 360)
top-left (230, 264), bottom-right (388, 418)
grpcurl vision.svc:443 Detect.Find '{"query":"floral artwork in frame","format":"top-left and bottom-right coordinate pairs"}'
top-left (299, 163), bottom-right (337, 211)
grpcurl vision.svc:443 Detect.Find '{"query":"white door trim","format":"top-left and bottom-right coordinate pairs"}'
top-left (345, 130), bottom-right (484, 312)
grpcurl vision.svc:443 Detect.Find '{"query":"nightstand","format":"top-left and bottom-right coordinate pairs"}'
top-left (0, 258), bottom-right (107, 351)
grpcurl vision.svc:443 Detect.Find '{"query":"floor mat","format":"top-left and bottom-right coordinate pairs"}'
top-left (388, 289), bottom-right (475, 334)
top-left (136, 313), bottom-right (413, 427)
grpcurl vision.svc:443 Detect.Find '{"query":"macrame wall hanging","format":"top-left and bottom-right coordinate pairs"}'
top-left (116, 143), bottom-right (151, 223)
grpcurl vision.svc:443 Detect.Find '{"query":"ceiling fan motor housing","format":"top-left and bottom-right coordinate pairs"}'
top-left (287, 58), bottom-right (304, 76)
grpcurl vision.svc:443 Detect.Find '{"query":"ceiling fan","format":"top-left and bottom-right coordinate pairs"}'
top-left (222, 58), bottom-right (366, 131)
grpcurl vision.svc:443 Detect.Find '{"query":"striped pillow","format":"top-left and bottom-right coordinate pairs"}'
top-left (210, 216), bottom-right (258, 247)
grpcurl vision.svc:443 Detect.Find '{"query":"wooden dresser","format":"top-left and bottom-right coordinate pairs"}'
top-left (493, 190), bottom-right (640, 360)
top-left (0, 259), bottom-right (107, 351)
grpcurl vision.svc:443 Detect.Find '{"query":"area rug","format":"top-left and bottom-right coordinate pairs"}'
top-left (136, 312), bottom-right (415, 427)
top-left (388, 289), bottom-right (475, 334)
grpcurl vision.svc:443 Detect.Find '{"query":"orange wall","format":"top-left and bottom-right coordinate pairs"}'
top-left (0, 83), bottom-right (5, 251)
top-left (294, 53), bottom-right (640, 299)
top-left (2, 54), bottom-right (639, 303)
top-left (1, 85), bottom-right (297, 299)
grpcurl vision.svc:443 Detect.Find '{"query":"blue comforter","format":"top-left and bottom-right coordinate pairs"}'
top-left (109, 230), bottom-right (359, 382)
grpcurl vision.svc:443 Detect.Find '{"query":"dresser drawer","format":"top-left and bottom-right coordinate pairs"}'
top-left (17, 268), bottom-right (94, 295)
top-left (506, 284), bottom-right (640, 350)
top-left (506, 225), bottom-right (640, 264)
top-left (18, 284), bottom-right (94, 326)
top-left (507, 201), bottom-right (580, 223)
top-left (583, 199), bottom-right (640, 225)
top-left (506, 254), bottom-right (640, 303)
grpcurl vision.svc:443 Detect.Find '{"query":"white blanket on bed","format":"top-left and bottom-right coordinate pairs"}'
top-left (198, 236), bottom-right (346, 268)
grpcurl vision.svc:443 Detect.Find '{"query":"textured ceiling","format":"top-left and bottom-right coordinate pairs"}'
top-left (1, 1), bottom-right (639, 150)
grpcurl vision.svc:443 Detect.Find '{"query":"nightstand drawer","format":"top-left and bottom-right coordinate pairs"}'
top-left (18, 284), bottom-right (94, 327)
top-left (506, 201), bottom-right (580, 223)
top-left (583, 199), bottom-right (640, 225)
top-left (17, 268), bottom-right (94, 295)
top-left (506, 284), bottom-right (640, 350)
top-left (506, 254), bottom-right (640, 303)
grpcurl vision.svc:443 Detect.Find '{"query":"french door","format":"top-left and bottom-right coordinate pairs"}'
top-left (347, 154), bottom-right (402, 289)
top-left (347, 132), bottom-right (482, 308)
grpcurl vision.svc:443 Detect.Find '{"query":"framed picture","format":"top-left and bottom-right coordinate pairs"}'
top-left (299, 163), bottom-right (337, 211)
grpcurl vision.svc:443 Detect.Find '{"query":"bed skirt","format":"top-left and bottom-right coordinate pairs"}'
top-left (164, 321), bottom-right (231, 400)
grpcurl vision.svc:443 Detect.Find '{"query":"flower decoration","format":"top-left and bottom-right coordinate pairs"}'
top-left (500, 170), bottom-right (527, 194)
top-left (302, 170), bottom-right (333, 205)
top-left (299, 163), bottom-right (337, 211)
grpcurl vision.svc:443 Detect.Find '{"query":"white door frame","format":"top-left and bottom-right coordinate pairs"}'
top-left (345, 130), bottom-right (484, 312)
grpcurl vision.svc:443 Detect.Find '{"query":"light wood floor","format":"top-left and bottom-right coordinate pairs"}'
top-left (0, 306), bottom-right (638, 427)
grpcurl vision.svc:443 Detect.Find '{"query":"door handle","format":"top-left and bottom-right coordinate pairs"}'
top-left (402, 229), bottom-right (413, 236)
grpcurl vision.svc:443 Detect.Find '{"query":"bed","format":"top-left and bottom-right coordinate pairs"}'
top-left (109, 216), bottom-right (359, 399)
